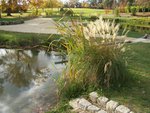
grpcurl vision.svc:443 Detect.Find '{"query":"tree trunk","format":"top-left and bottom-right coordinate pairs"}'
top-left (0, 9), bottom-right (1, 18)
top-left (7, 7), bottom-right (12, 16)
top-left (36, 8), bottom-right (38, 15)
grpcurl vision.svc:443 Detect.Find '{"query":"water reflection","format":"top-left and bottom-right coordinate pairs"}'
top-left (0, 50), bottom-right (41, 88)
top-left (0, 49), bottom-right (65, 113)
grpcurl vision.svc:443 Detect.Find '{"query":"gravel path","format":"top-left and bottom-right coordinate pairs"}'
top-left (0, 18), bottom-right (58, 34)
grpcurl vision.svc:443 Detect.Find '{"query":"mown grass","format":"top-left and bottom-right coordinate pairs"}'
top-left (0, 12), bottom-right (31, 21)
top-left (47, 43), bottom-right (150, 113)
top-left (0, 30), bottom-right (61, 48)
top-left (118, 30), bottom-right (145, 38)
top-left (102, 43), bottom-right (150, 113)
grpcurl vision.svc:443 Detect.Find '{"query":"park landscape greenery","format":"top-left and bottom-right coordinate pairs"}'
top-left (0, 0), bottom-right (150, 113)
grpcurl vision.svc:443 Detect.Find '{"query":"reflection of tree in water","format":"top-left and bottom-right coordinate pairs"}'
top-left (1, 50), bottom-right (42, 88)
top-left (0, 78), bottom-right (4, 95)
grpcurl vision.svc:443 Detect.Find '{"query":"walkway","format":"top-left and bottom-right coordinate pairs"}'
top-left (0, 18), bottom-right (58, 34)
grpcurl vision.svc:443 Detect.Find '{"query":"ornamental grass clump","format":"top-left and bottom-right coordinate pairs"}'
top-left (54, 17), bottom-right (128, 98)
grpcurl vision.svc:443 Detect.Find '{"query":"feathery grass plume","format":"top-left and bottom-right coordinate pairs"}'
top-left (53, 16), bottom-right (128, 98)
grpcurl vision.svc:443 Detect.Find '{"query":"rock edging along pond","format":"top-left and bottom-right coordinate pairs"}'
top-left (0, 19), bottom-right (24, 25)
top-left (69, 92), bottom-right (134, 113)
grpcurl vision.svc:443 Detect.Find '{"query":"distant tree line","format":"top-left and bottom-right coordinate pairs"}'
top-left (0, 0), bottom-right (63, 18)
top-left (63, 0), bottom-right (150, 9)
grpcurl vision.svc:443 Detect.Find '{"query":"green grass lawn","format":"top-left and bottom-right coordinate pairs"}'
top-left (0, 30), bottom-right (60, 48)
top-left (0, 12), bottom-right (31, 21)
top-left (71, 8), bottom-right (110, 16)
top-left (118, 30), bottom-right (145, 38)
top-left (47, 43), bottom-right (150, 113)
top-left (102, 43), bottom-right (150, 113)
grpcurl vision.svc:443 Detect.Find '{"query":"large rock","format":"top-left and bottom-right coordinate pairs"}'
top-left (89, 92), bottom-right (99, 103)
top-left (87, 105), bottom-right (100, 113)
top-left (129, 111), bottom-right (134, 113)
top-left (97, 96), bottom-right (109, 109)
top-left (106, 100), bottom-right (119, 113)
top-left (115, 105), bottom-right (130, 113)
top-left (78, 98), bottom-right (92, 110)
top-left (69, 98), bottom-right (80, 109)
top-left (143, 34), bottom-right (150, 39)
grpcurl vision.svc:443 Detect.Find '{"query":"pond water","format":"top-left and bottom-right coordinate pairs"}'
top-left (0, 49), bottom-right (66, 113)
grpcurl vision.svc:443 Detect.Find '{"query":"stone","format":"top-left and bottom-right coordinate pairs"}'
top-left (106, 100), bottom-right (119, 113)
top-left (87, 105), bottom-right (100, 113)
top-left (78, 98), bottom-right (92, 110)
top-left (115, 105), bottom-right (130, 113)
top-left (71, 108), bottom-right (82, 113)
top-left (79, 112), bottom-right (86, 113)
top-left (97, 96), bottom-right (109, 109)
top-left (129, 112), bottom-right (134, 113)
top-left (89, 92), bottom-right (99, 103)
top-left (97, 110), bottom-right (107, 113)
top-left (142, 34), bottom-right (150, 39)
top-left (69, 98), bottom-right (80, 109)
top-left (79, 111), bottom-right (90, 113)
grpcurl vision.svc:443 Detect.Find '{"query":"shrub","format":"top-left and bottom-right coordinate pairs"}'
top-left (125, 6), bottom-right (130, 13)
top-left (60, 7), bottom-right (64, 12)
top-left (52, 17), bottom-right (128, 98)
top-left (0, 20), bottom-right (24, 26)
top-left (60, 9), bottom-right (74, 16)
top-left (90, 16), bottom-right (99, 21)
top-left (131, 6), bottom-right (137, 16)
top-left (65, 9), bottom-right (74, 16)
top-left (45, 10), bottom-right (53, 16)
top-left (114, 8), bottom-right (120, 17)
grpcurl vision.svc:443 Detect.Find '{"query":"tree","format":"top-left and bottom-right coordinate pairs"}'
top-left (28, 0), bottom-right (44, 15)
top-left (6, 0), bottom-right (13, 16)
top-left (135, 0), bottom-right (150, 6)
top-left (68, 0), bottom-right (79, 7)
top-left (45, 0), bottom-right (63, 9)
top-left (0, 2), bottom-right (1, 18)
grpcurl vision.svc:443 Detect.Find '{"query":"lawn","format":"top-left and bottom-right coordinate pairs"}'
top-left (103, 43), bottom-right (150, 113)
top-left (0, 30), bottom-right (60, 48)
top-left (71, 8), bottom-right (110, 16)
top-left (0, 12), bottom-right (32, 21)
top-left (119, 30), bottom-right (145, 38)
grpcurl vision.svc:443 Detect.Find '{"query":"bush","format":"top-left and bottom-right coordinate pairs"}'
top-left (52, 17), bottom-right (128, 98)
top-left (65, 9), bottom-right (74, 16)
top-left (60, 7), bottom-right (64, 12)
top-left (103, 17), bottom-right (150, 33)
top-left (131, 6), bottom-right (137, 16)
top-left (90, 16), bottom-right (99, 21)
top-left (0, 19), bottom-right (24, 26)
top-left (129, 6), bottom-right (150, 13)
top-left (114, 8), bottom-right (120, 17)
top-left (45, 10), bottom-right (53, 16)
top-left (125, 6), bottom-right (130, 13)
top-left (59, 8), bottom-right (74, 16)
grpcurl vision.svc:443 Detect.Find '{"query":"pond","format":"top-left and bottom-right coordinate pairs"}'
top-left (0, 49), bottom-right (66, 113)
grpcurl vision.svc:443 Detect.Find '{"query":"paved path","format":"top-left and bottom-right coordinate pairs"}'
top-left (0, 18), bottom-right (58, 34)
